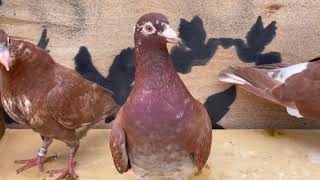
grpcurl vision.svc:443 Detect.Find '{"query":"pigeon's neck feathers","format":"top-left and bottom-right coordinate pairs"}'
top-left (135, 44), bottom-right (174, 84)
top-left (1, 39), bottom-right (55, 83)
top-left (135, 43), bottom-right (169, 74)
top-left (133, 43), bottom-right (192, 99)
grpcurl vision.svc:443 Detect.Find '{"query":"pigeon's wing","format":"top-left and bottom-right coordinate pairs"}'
top-left (271, 63), bottom-right (320, 119)
top-left (218, 62), bottom-right (314, 107)
top-left (47, 67), bottom-right (118, 129)
top-left (219, 60), bottom-right (320, 119)
top-left (273, 77), bottom-right (320, 116)
top-left (110, 108), bottom-right (130, 173)
top-left (192, 100), bottom-right (212, 170)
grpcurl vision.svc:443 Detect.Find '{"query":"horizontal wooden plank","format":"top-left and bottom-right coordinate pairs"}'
top-left (1, 129), bottom-right (320, 179)
top-left (0, 0), bottom-right (320, 128)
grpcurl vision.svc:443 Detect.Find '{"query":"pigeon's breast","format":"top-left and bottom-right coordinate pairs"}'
top-left (129, 143), bottom-right (195, 177)
top-left (123, 88), bottom-right (196, 177)
top-left (125, 86), bottom-right (194, 123)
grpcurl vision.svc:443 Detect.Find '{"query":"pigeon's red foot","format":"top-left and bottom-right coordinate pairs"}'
top-left (47, 161), bottom-right (78, 180)
top-left (14, 155), bottom-right (56, 174)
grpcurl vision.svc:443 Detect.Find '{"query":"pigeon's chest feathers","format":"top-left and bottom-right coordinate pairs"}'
top-left (126, 65), bottom-right (193, 124)
top-left (128, 90), bottom-right (193, 122)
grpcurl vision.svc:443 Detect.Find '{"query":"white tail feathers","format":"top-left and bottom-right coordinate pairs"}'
top-left (220, 62), bottom-right (309, 86)
top-left (218, 73), bottom-right (247, 85)
top-left (286, 107), bottom-right (303, 118)
top-left (219, 67), bottom-right (252, 85)
top-left (266, 63), bottom-right (308, 83)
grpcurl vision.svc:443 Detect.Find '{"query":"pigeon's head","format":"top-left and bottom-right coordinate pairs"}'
top-left (0, 30), bottom-right (13, 71)
top-left (134, 13), bottom-right (180, 47)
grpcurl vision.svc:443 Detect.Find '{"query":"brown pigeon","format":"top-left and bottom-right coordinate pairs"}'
top-left (0, 30), bottom-right (119, 179)
top-left (110, 13), bottom-right (212, 180)
top-left (219, 57), bottom-right (320, 120)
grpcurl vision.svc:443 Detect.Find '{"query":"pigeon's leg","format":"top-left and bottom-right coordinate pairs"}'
top-left (15, 136), bottom-right (55, 173)
top-left (46, 144), bottom-right (79, 180)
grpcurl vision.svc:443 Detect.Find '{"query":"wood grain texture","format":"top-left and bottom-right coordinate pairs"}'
top-left (0, 0), bottom-right (320, 128)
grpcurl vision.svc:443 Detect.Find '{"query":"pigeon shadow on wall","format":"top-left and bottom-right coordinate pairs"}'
top-left (74, 47), bottom-right (135, 123)
top-left (37, 27), bottom-right (50, 50)
top-left (74, 46), bottom-right (109, 88)
top-left (220, 16), bottom-right (282, 65)
top-left (170, 16), bottom-right (220, 74)
top-left (202, 16), bottom-right (281, 127)
top-left (105, 48), bottom-right (135, 105)
top-left (75, 15), bottom-right (281, 129)
top-left (172, 15), bottom-right (281, 74)
top-left (204, 86), bottom-right (236, 129)
top-left (74, 47), bottom-right (135, 106)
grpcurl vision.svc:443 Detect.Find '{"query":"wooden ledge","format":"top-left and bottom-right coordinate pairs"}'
top-left (1, 130), bottom-right (320, 179)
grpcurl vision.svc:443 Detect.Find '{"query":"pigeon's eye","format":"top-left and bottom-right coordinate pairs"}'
top-left (141, 23), bottom-right (156, 35)
top-left (145, 25), bottom-right (153, 32)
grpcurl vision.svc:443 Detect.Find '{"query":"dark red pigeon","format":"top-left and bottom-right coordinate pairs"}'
top-left (110, 13), bottom-right (212, 180)
top-left (219, 58), bottom-right (320, 120)
top-left (0, 30), bottom-right (119, 179)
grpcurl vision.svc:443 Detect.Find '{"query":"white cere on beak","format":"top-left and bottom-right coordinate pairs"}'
top-left (161, 24), bottom-right (177, 40)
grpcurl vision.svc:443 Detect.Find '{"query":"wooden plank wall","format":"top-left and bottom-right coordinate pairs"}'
top-left (0, 0), bottom-right (320, 128)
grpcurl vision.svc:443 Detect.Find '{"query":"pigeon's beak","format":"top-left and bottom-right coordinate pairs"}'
top-left (0, 46), bottom-right (11, 71)
top-left (162, 25), bottom-right (181, 45)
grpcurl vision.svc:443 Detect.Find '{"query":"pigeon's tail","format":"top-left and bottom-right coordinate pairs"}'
top-left (218, 65), bottom-right (285, 106)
